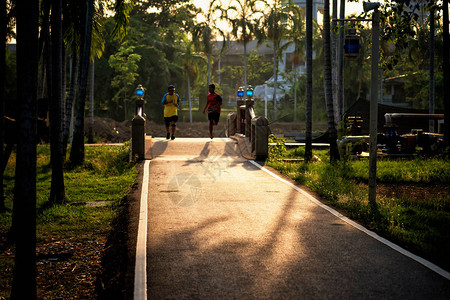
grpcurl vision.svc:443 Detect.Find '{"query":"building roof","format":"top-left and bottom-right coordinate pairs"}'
top-left (213, 40), bottom-right (274, 56)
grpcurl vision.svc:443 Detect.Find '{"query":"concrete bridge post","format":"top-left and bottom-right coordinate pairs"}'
top-left (132, 84), bottom-right (146, 160)
top-left (245, 99), bottom-right (254, 138)
top-left (236, 99), bottom-right (245, 134)
top-left (132, 114), bottom-right (145, 160)
top-left (227, 112), bottom-right (237, 136)
top-left (251, 116), bottom-right (269, 160)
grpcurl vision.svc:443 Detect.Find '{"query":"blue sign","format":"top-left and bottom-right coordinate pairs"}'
top-left (246, 90), bottom-right (253, 97)
top-left (237, 91), bottom-right (244, 97)
top-left (136, 89), bottom-right (144, 96)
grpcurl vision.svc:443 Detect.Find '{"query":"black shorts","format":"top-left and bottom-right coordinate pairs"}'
top-left (164, 115), bottom-right (178, 127)
top-left (208, 112), bottom-right (220, 124)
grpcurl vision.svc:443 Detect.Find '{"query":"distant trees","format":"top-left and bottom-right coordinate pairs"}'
top-left (219, 0), bottom-right (265, 91)
top-left (380, 0), bottom-right (449, 147)
top-left (108, 45), bottom-right (141, 120)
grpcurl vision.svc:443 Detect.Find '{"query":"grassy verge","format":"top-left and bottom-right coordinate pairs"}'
top-left (267, 139), bottom-right (450, 272)
top-left (0, 143), bottom-right (137, 299)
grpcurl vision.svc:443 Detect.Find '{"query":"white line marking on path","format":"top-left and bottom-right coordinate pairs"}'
top-left (249, 160), bottom-right (450, 281)
top-left (134, 160), bottom-right (150, 299)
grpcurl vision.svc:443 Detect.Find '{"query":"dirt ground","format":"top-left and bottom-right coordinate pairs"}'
top-left (89, 117), bottom-right (327, 142)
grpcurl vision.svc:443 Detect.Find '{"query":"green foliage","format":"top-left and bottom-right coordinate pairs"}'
top-left (1, 144), bottom-right (137, 234)
top-left (219, 50), bottom-right (273, 95)
top-left (268, 134), bottom-right (286, 160)
top-left (108, 45), bottom-right (142, 119)
top-left (83, 143), bottom-right (134, 176)
top-left (343, 158), bottom-right (450, 183)
top-left (109, 46), bottom-right (141, 89)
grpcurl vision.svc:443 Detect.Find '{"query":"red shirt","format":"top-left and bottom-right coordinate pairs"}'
top-left (206, 92), bottom-right (223, 113)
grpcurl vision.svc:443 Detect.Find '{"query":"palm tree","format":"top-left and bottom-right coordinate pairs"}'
top-left (219, 0), bottom-right (265, 91)
top-left (256, 0), bottom-right (289, 121)
top-left (0, 1), bottom-right (14, 212)
top-left (63, 52), bottom-right (78, 157)
top-left (11, 0), bottom-right (39, 297)
top-left (429, 4), bottom-right (435, 132)
top-left (443, 0), bottom-right (449, 151)
top-left (180, 37), bottom-right (205, 123)
top-left (0, 0), bottom-right (6, 212)
top-left (323, 0), bottom-right (339, 161)
top-left (287, 1), bottom-right (304, 123)
top-left (49, 0), bottom-right (65, 204)
top-left (69, 0), bottom-right (133, 164)
top-left (331, 0), bottom-right (339, 126)
top-left (193, 1), bottom-right (227, 86)
top-left (305, 0), bottom-right (313, 162)
top-left (70, 0), bottom-right (94, 165)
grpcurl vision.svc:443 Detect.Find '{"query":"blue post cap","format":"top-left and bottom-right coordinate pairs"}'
top-left (136, 84), bottom-right (144, 98)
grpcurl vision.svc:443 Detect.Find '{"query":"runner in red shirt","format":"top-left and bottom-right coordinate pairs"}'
top-left (202, 84), bottom-right (223, 139)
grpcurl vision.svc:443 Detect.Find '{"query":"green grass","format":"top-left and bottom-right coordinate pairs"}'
top-left (0, 143), bottom-right (137, 298)
top-left (267, 142), bottom-right (450, 271)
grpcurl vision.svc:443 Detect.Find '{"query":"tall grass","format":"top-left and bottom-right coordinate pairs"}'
top-left (1, 143), bottom-right (137, 237)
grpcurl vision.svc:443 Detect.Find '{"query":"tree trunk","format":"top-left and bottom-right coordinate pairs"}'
top-left (272, 43), bottom-right (278, 120)
top-left (332, 0), bottom-right (339, 127)
top-left (207, 53), bottom-right (211, 86)
top-left (123, 91), bottom-right (127, 121)
top-left (188, 75), bottom-right (192, 123)
top-left (323, 0), bottom-right (340, 162)
top-left (38, 0), bottom-right (51, 100)
top-left (11, 0), bottom-right (39, 297)
top-left (429, 8), bottom-right (435, 132)
top-left (337, 0), bottom-right (345, 120)
top-left (305, 0), bottom-right (313, 162)
top-left (70, 0), bottom-right (94, 165)
top-left (293, 69), bottom-right (297, 122)
top-left (0, 0), bottom-right (6, 212)
top-left (62, 46), bottom-right (66, 122)
top-left (63, 53), bottom-right (78, 157)
top-left (88, 60), bottom-right (94, 143)
top-left (49, 0), bottom-right (65, 205)
top-left (244, 38), bottom-right (248, 91)
top-left (442, 0), bottom-right (449, 150)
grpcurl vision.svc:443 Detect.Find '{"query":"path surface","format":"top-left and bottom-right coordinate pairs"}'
top-left (145, 137), bottom-right (450, 299)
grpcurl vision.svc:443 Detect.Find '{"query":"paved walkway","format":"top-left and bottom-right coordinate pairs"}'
top-left (144, 137), bottom-right (450, 299)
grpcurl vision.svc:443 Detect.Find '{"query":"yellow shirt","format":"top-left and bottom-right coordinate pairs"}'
top-left (162, 93), bottom-right (180, 117)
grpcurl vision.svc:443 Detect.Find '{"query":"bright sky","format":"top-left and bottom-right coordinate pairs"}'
top-left (191, 0), bottom-right (370, 37)
top-left (192, 0), bottom-right (367, 18)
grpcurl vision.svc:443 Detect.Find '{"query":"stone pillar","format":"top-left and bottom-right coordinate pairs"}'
top-left (251, 116), bottom-right (269, 160)
top-left (236, 99), bottom-right (245, 134)
top-left (227, 112), bottom-right (237, 137)
top-left (132, 114), bottom-right (145, 160)
top-left (245, 99), bottom-right (254, 138)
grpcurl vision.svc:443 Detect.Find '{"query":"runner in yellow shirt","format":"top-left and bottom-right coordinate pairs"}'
top-left (161, 85), bottom-right (181, 140)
